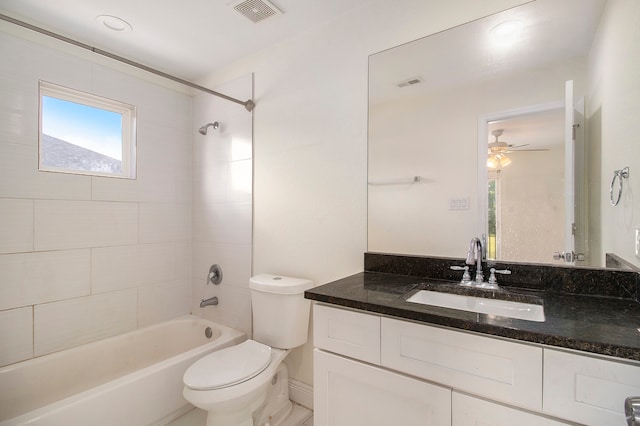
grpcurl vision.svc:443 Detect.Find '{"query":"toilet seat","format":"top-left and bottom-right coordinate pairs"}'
top-left (183, 340), bottom-right (271, 391)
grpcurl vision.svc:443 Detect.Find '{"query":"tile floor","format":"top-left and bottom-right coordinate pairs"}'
top-left (167, 404), bottom-right (313, 426)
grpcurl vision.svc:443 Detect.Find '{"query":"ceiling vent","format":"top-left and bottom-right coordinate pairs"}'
top-left (396, 77), bottom-right (424, 88)
top-left (230, 0), bottom-right (283, 23)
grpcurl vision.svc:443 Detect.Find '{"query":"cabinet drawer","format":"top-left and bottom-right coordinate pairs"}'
top-left (381, 317), bottom-right (542, 410)
top-left (453, 392), bottom-right (570, 425)
top-left (315, 349), bottom-right (451, 426)
top-left (313, 304), bottom-right (380, 364)
top-left (543, 349), bottom-right (640, 426)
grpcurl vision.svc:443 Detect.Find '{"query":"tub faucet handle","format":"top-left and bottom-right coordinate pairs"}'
top-left (208, 264), bottom-right (223, 285)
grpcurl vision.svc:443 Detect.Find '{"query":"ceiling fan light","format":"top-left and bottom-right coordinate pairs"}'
top-left (487, 155), bottom-right (499, 169)
top-left (498, 154), bottom-right (512, 167)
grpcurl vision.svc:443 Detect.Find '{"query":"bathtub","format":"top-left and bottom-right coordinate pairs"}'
top-left (0, 316), bottom-right (245, 426)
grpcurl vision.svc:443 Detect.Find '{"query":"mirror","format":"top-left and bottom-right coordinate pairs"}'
top-left (368, 0), bottom-right (640, 268)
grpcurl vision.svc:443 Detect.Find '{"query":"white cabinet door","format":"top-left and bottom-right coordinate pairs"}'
top-left (543, 349), bottom-right (640, 425)
top-left (314, 349), bottom-right (451, 426)
top-left (453, 392), bottom-right (570, 426)
top-left (381, 317), bottom-right (543, 410)
top-left (313, 304), bottom-right (380, 364)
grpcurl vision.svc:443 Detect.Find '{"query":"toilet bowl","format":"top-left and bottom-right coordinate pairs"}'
top-left (183, 274), bottom-right (313, 426)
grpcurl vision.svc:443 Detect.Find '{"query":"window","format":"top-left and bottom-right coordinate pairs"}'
top-left (487, 176), bottom-right (500, 260)
top-left (39, 81), bottom-right (136, 179)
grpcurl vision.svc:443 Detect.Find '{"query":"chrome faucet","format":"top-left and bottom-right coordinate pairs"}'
top-left (200, 296), bottom-right (218, 308)
top-left (466, 237), bottom-right (484, 283)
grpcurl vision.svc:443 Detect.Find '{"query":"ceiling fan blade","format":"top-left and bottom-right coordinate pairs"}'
top-left (507, 143), bottom-right (530, 149)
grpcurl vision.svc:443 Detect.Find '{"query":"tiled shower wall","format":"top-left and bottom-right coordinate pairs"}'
top-left (0, 26), bottom-right (193, 367)
top-left (190, 75), bottom-right (253, 336)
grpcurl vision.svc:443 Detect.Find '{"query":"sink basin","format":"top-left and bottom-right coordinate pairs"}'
top-left (406, 290), bottom-right (545, 322)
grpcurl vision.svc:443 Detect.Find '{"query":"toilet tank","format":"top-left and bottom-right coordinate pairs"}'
top-left (250, 274), bottom-right (314, 349)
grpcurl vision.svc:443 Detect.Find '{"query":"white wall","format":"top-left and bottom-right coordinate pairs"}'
top-left (196, 0), bottom-right (529, 386)
top-left (588, 0), bottom-right (640, 267)
top-left (191, 75), bottom-right (254, 336)
top-left (0, 24), bottom-right (193, 367)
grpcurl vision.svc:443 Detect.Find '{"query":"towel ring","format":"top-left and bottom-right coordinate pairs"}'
top-left (610, 166), bottom-right (629, 206)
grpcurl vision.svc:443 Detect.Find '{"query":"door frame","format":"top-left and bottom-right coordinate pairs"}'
top-left (477, 100), bottom-right (564, 257)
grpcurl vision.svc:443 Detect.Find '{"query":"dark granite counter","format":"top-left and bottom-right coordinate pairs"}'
top-left (305, 267), bottom-right (640, 362)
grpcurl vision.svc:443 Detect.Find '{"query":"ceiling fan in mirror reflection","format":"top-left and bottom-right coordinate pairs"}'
top-left (486, 129), bottom-right (549, 169)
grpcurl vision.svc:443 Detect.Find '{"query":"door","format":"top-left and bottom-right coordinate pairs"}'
top-left (558, 80), bottom-right (586, 264)
top-left (563, 80), bottom-right (576, 263)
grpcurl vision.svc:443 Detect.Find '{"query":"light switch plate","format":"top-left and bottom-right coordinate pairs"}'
top-left (635, 227), bottom-right (640, 258)
top-left (448, 197), bottom-right (470, 210)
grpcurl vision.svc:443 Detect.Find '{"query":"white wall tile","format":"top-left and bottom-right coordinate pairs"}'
top-left (90, 120), bottom-right (190, 204)
top-left (175, 170), bottom-right (193, 204)
top-left (194, 285), bottom-right (251, 336)
top-left (226, 160), bottom-right (253, 203)
top-left (0, 31), bottom-right (92, 105)
top-left (0, 249), bottom-right (90, 310)
top-left (90, 176), bottom-right (141, 203)
top-left (192, 242), bottom-right (252, 289)
top-left (191, 75), bottom-right (253, 337)
top-left (0, 198), bottom-right (33, 254)
top-left (0, 84), bottom-right (38, 147)
top-left (138, 281), bottom-right (190, 327)
top-left (91, 243), bottom-right (176, 294)
top-left (193, 161), bottom-right (227, 205)
top-left (1, 27), bottom-right (195, 366)
top-left (139, 202), bottom-right (190, 243)
top-left (0, 143), bottom-right (92, 200)
top-left (92, 63), bottom-right (187, 127)
top-left (34, 289), bottom-right (137, 356)
top-left (34, 200), bottom-right (138, 251)
top-left (192, 201), bottom-right (252, 244)
top-left (0, 307), bottom-right (33, 367)
top-left (175, 241), bottom-right (191, 283)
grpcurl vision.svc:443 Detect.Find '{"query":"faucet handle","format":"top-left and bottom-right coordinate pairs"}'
top-left (488, 268), bottom-right (511, 285)
top-left (450, 265), bottom-right (472, 284)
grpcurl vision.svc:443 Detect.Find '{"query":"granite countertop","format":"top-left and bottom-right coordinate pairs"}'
top-left (305, 271), bottom-right (640, 362)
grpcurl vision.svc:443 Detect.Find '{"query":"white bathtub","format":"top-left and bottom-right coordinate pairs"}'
top-left (0, 316), bottom-right (245, 426)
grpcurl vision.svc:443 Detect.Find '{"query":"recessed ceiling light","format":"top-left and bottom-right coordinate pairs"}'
top-left (96, 15), bottom-right (133, 32)
top-left (490, 19), bottom-right (522, 45)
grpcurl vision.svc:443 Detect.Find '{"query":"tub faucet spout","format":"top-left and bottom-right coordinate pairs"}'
top-left (200, 296), bottom-right (218, 308)
top-left (466, 237), bottom-right (484, 283)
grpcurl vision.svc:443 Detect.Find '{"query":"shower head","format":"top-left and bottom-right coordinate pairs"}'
top-left (198, 122), bottom-right (219, 135)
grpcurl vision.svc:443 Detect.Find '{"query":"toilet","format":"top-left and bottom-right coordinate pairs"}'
top-left (183, 274), bottom-right (313, 426)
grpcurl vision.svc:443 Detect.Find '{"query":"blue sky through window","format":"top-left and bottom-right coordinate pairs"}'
top-left (42, 96), bottom-right (123, 160)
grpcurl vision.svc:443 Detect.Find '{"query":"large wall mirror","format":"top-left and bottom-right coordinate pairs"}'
top-left (368, 0), bottom-right (640, 268)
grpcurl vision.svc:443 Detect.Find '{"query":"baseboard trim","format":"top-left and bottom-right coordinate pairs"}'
top-left (289, 378), bottom-right (313, 410)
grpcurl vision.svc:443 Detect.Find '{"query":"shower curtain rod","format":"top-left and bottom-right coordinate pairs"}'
top-left (0, 13), bottom-right (256, 112)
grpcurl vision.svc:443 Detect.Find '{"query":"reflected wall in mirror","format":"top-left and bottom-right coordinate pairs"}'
top-left (368, 0), bottom-right (640, 268)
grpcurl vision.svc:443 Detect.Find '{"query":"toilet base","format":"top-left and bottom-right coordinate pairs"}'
top-left (205, 410), bottom-right (254, 426)
top-left (254, 363), bottom-right (293, 425)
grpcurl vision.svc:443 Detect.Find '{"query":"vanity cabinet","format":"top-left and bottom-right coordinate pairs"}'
top-left (314, 349), bottom-right (451, 426)
top-left (382, 316), bottom-right (542, 411)
top-left (543, 348), bottom-right (640, 425)
top-left (313, 303), bottom-right (639, 426)
top-left (452, 392), bottom-right (569, 426)
top-left (313, 303), bottom-right (381, 364)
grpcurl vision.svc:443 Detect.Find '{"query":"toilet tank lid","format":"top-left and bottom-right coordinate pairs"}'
top-left (250, 274), bottom-right (314, 294)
